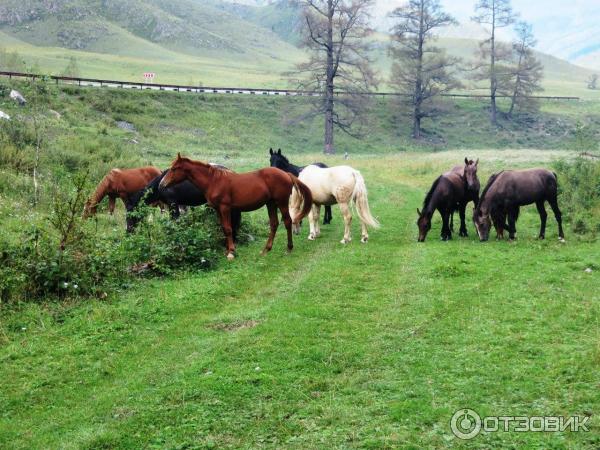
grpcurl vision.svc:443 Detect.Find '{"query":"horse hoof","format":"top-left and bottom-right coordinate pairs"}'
top-left (308, 234), bottom-right (316, 241)
top-left (539, 235), bottom-right (545, 240)
top-left (226, 253), bottom-right (235, 261)
top-left (340, 239), bottom-right (350, 244)
top-left (361, 237), bottom-right (368, 243)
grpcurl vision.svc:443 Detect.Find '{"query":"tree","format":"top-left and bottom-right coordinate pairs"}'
top-left (504, 21), bottom-right (543, 117)
top-left (388, 0), bottom-right (461, 139)
top-left (472, 0), bottom-right (517, 125)
top-left (61, 56), bottom-right (80, 78)
top-left (588, 74), bottom-right (598, 90)
top-left (293, 0), bottom-right (376, 154)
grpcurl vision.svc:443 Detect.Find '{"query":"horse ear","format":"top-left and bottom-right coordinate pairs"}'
top-left (464, 157), bottom-right (469, 165)
top-left (177, 152), bottom-right (182, 160)
top-left (269, 148), bottom-right (273, 155)
top-left (417, 208), bottom-right (422, 216)
top-left (277, 149), bottom-right (281, 155)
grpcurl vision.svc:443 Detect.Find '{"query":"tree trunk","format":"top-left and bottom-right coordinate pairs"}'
top-left (324, 0), bottom-right (335, 154)
top-left (412, 0), bottom-right (425, 140)
top-left (490, 4), bottom-right (497, 125)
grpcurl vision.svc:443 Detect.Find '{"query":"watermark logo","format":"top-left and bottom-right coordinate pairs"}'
top-left (450, 409), bottom-right (590, 440)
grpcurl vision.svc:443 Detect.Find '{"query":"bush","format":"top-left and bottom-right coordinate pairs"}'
top-left (554, 157), bottom-right (600, 236)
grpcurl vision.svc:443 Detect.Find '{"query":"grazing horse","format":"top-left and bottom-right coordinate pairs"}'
top-left (417, 158), bottom-right (480, 242)
top-left (269, 148), bottom-right (333, 225)
top-left (159, 154), bottom-right (312, 260)
top-left (289, 165), bottom-right (379, 244)
top-left (125, 168), bottom-right (241, 238)
top-left (83, 166), bottom-right (161, 218)
top-left (473, 168), bottom-right (564, 241)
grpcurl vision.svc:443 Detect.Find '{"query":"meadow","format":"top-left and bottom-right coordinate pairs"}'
top-left (1, 148), bottom-right (600, 448)
top-left (0, 82), bottom-right (599, 448)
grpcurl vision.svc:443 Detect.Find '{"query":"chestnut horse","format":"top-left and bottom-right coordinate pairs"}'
top-left (160, 154), bottom-right (313, 260)
top-left (83, 166), bottom-right (161, 218)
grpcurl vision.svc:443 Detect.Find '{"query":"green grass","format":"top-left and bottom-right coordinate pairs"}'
top-left (1, 151), bottom-right (599, 449)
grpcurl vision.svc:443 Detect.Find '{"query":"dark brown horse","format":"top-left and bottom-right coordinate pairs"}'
top-left (417, 158), bottom-right (480, 241)
top-left (83, 166), bottom-right (162, 218)
top-left (160, 154), bottom-right (313, 260)
top-left (473, 168), bottom-right (564, 241)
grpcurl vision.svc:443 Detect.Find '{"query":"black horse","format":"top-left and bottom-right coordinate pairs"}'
top-left (417, 158), bottom-right (480, 242)
top-left (125, 169), bottom-right (242, 239)
top-left (473, 168), bottom-right (564, 241)
top-left (269, 148), bottom-right (333, 225)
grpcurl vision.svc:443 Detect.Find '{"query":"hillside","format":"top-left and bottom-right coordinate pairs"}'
top-left (0, 0), bottom-right (597, 97)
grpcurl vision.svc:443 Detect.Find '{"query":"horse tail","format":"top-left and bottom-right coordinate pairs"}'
top-left (287, 173), bottom-right (313, 224)
top-left (83, 171), bottom-right (113, 218)
top-left (351, 170), bottom-right (380, 229)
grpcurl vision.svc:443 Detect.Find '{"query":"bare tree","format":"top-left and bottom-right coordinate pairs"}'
top-left (388, 0), bottom-right (461, 139)
top-left (503, 21), bottom-right (543, 117)
top-left (472, 0), bottom-right (517, 125)
top-left (588, 74), bottom-right (598, 90)
top-left (293, 0), bottom-right (376, 154)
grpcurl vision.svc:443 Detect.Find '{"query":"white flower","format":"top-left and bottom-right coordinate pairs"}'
top-left (73, 284), bottom-right (79, 289)
top-left (255, 366), bottom-right (261, 372)
top-left (63, 282), bottom-right (69, 288)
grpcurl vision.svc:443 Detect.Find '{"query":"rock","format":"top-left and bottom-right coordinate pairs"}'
top-left (0, 110), bottom-right (10, 120)
top-left (48, 109), bottom-right (61, 119)
top-left (9, 90), bottom-right (26, 106)
top-left (116, 120), bottom-right (136, 132)
top-left (584, 268), bottom-right (593, 273)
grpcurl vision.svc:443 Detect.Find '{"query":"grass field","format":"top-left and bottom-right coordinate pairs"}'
top-left (1, 150), bottom-right (598, 449)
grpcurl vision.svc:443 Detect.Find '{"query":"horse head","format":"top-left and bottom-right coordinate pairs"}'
top-left (463, 158), bottom-right (480, 193)
top-left (269, 148), bottom-right (289, 171)
top-left (416, 208), bottom-right (431, 242)
top-left (472, 206), bottom-right (491, 241)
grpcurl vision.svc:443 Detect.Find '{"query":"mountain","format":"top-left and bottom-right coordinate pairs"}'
top-left (0, 0), bottom-right (596, 96)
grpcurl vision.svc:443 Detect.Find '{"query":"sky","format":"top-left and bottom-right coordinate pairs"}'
top-left (374, 0), bottom-right (600, 64)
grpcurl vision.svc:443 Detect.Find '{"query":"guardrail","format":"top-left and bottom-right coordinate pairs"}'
top-left (0, 71), bottom-right (581, 101)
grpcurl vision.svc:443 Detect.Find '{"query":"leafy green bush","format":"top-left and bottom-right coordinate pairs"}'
top-left (554, 157), bottom-right (600, 236)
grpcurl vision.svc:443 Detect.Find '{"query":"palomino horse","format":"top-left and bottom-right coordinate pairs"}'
top-left (269, 148), bottom-right (333, 225)
top-left (160, 154), bottom-right (312, 260)
top-left (125, 166), bottom-right (241, 237)
top-left (83, 166), bottom-right (161, 218)
top-left (473, 168), bottom-right (564, 241)
top-left (289, 165), bottom-right (379, 244)
top-left (417, 158), bottom-right (480, 242)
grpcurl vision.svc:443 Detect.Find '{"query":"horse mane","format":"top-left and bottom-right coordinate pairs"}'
top-left (479, 171), bottom-right (504, 204)
top-left (88, 171), bottom-right (114, 206)
top-left (423, 175), bottom-right (442, 210)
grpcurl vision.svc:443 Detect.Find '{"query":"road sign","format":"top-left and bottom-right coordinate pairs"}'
top-left (143, 72), bottom-right (155, 83)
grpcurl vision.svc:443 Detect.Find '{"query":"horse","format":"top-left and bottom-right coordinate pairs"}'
top-left (269, 148), bottom-right (333, 225)
top-left (417, 158), bottom-right (480, 242)
top-left (83, 166), bottom-right (162, 218)
top-left (288, 165), bottom-right (379, 244)
top-left (473, 168), bottom-right (564, 241)
top-left (125, 167), bottom-right (241, 238)
top-left (444, 158), bottom-right (480, 235)
top-left (159, 153), bottom-right (313, 260)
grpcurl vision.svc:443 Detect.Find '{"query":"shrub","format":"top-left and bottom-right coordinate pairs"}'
top-left (554, 157), bottom-right (600, 236)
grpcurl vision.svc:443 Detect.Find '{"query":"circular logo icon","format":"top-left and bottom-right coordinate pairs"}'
top-left (450, 408), bottom-right (482, 440)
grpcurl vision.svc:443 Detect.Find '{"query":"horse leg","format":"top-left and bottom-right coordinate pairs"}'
top-left (441, 209), bottom-right (451, 241)
top-left (535, 200), bottom-right (547, 240)
top-left (231, 209), bottom-right (242, 243)
top-left (308, 205), bottom-right (318, 240)
top-left (108, 195), bottom-right (117, 215)
top-left (323, 205), bottom-right (332, 225)
top-left (278, 204), bottom-right (294, 253)
top-left (218, 204), bottom-right (236, 260)
top-left (548, 197), bottom-right (564, 240)
top-left (338, 202), bottom-right (352, 244)
top-left (507, 207), bottom-right (518, 240)
top-left (360, 215), bottom-right (369, 243)
top-left (314, 205), bottom-right (322, 237)
top-left (261, 202), bottom-right (279, 255)
top-left (169, 203), bottom-right (180, 220)
top-left (449, 211), bottom-right (454, 233)
top-left (459, 202), bottom-right (468, 237)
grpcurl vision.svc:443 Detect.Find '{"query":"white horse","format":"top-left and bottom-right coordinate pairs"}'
top-left (289, 165), bottom-right (380, 244)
